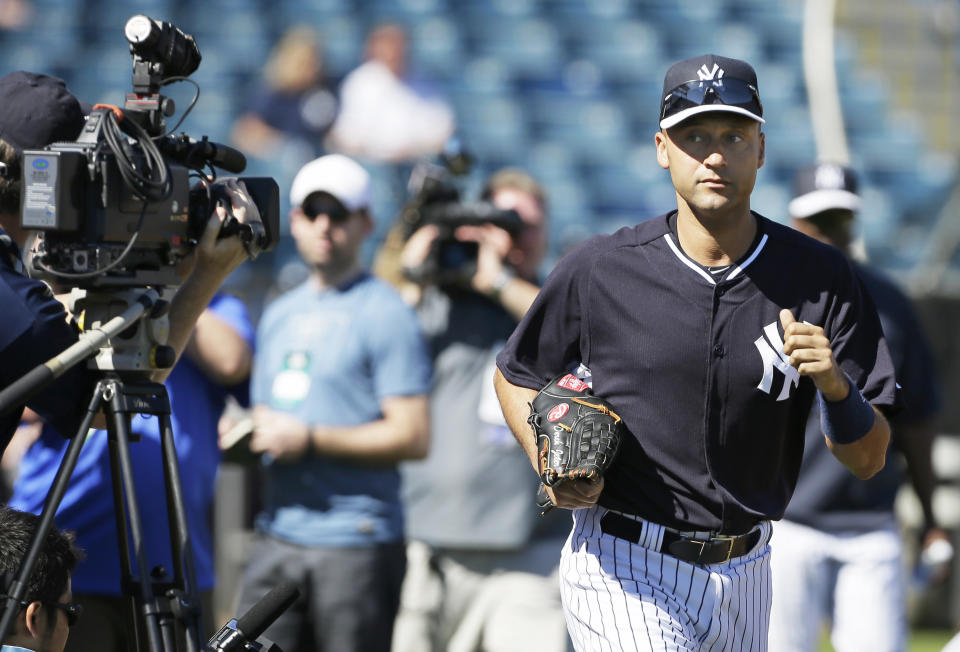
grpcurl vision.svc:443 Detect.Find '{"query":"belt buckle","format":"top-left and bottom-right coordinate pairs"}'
top-left (714, 535), bottom-right (737, 563)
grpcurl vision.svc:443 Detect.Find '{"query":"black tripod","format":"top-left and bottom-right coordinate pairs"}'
top-left (0, 288), bottom-right (203, 652)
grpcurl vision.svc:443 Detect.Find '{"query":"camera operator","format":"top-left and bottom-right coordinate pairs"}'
top-left (0, 71), bottom-right (257, 453)
top-left (379, 168), bottom-right (571, 652)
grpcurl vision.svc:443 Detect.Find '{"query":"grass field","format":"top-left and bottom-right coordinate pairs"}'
top-left (818, 628), bottom-right (955, 651)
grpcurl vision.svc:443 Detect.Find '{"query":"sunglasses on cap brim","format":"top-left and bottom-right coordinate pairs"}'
top-left (660, 77), bottom-right (763, 123)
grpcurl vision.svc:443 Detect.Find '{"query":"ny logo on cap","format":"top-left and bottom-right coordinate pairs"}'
top-left (814, 164), bottom-right (846, 190)
top-left (697, 63), bottom-right (725, 83)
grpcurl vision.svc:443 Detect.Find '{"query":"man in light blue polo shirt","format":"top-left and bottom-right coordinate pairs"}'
top-left (236, 154), bottom-right (431, 652)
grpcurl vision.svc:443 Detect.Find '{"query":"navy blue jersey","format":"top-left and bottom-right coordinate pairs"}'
top-left (497, 212), bottom-right (898, 534)
top-left (0, 230), bottom-right (95, 450)
top-left (784, 262), bottom-right (940, 532)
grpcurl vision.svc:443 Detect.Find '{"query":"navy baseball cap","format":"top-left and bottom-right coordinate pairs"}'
top-left (0, 71), bottom-right (86, 152)
top-left (788, 163), bottom-right (860, 219)
top-left (659, 54), bottom-right (764, 129)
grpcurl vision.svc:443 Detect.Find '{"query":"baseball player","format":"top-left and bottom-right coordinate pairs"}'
top-left (494, 54), bottom-right (899, 650)
top-left (768, 163), bottom-right (948, 652)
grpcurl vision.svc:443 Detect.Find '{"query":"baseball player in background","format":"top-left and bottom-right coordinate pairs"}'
top-left (494, 54), bottom-right (899, 650)
top-left (768, 163), bottom-right (949, 652)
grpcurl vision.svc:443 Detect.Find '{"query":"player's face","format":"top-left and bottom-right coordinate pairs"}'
top-left (290, 201), bottom-right (372, 275)
top-left (656, 114), bottom-right (765, 218)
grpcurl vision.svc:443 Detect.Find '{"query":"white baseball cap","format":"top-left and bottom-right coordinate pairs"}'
top-left (289, 154), bottom-right (372, 212)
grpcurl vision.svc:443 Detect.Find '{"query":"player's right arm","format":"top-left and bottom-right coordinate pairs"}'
top-left (493, 368), bottom-right (604, 509)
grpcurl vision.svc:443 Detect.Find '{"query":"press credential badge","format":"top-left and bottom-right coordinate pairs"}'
top-left (271, 351), bottom-right (311, 408)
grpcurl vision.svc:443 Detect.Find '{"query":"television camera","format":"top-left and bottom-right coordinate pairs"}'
top-left (20, 14), bottom-right (279, 289)
top-left (0, 16), bottom-right (289, 652)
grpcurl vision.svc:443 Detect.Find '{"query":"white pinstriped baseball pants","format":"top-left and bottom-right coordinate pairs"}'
top-left (559, 506), bottom-right (773, 651)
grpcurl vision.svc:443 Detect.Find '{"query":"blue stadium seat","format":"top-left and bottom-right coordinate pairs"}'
top-left (0, 39), bottom-right (62, 77)
top-left (468, 17), bottom-right (564, 80)
top-left (762, 111), bottom-right (818, 179)
top-left (456, 96), bottom-right (529, 163)
top-left (662, 19), bottom-right (763, 63)
top-left (551, 0), bottom-right (634, 18)
top-left (65, 46), bottom-right (132, 105)
top-left (523, 141), bottom-right (578, 185)
top-left (570, 19), bottom-right (665, 85)
top-left (171, 9), bottom-right (269, 74)
top-left (303, 14), bottom-right (365, 78)
top-left (96, 0), bottom-right (176, 19)
top-left (750, 183), bottom-right (790, 223)
top-left (857, 185), bottom-right (900, 252)
top-left (839, 74), bottom-right (891, 135)
top-left (365, 0), bottom-right (448, 20)
top-left (588, 165), bottom-right (648, 214)
top-left (753, 62), bottom-right (801, 112)
top-left (457, 0), bottom-right (538, 19)
top-left (3, 4), bottom-right (82, 70)
top-left (449, 57), bottom-right (512, 97)
top-left (409, 16), bottom-right (462, 80)
top-left (714, 24), bottom-right (764, 64)
top-left (638, 0), bottom-right (724, 26)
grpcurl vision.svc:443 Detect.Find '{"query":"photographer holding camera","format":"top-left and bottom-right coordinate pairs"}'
top-left (378, 168), bottom-right (571, 652)
top-left (0, 70), bottom-right (258, 455)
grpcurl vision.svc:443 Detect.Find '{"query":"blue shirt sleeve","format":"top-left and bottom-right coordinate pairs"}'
top-left (207, 292), bottom-right (255, 406)
top-left (366, 290), bottom-right (432, 399)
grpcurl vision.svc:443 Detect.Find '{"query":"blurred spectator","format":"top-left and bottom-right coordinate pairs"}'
top-left (230, 26), bottom-right (338, 163)
top-left (235, 154), bottom-right (431, 652)
top-left (326, 23), bottom-right (455, 164)
top-left (0, 505), bottom-right (82, 652)
top-left (376, 168), bottom-right (569, 652)
top-left (8, 293), bottom-right (254, 652)
top-left (0, 0), bottom-right (28, 30)
top-left (768, 163), bottom-right (948, 652)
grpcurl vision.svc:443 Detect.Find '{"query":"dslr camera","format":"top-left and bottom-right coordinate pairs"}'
top-left (19, 15), bottom-right (280, 289)
top-left (400, 145), bottom-right (523, 288)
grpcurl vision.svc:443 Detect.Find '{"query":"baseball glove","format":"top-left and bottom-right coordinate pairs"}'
top-left (527, 373), bottom-right (623, 491)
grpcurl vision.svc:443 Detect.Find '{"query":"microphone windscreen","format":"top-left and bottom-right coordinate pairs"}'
top-left (235, 582), bottom-right (300, 642)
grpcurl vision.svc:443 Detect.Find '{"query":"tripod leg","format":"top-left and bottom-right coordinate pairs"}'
top-left (105, 382), bottom-right (167, 652)
top-left (158, 407), bottom-right (202, 652)
top-left (0, 383), bottom-right (103, 643)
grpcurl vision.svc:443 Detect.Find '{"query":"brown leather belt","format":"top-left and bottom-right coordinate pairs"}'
top-left (599, 512), bottom-right (762, 565)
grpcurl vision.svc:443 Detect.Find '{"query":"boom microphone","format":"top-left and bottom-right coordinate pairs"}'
top-left (203, 582), bottom-right (299, 651)
top-left (196, 139), bottom-right (247, 174)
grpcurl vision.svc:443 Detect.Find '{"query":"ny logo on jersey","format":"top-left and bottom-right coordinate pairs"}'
top-left (754, 322), bottom-right (800, 401)
top-left (697, 63), bottom-right (725, 83)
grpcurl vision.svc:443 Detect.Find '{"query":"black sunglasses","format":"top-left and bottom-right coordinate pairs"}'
top-left (1, 595), bottom-right (83, 627)
top-left (302, 197), bottom-right (351, 223)
top-left (661, 77), bottom-right (763, 121)
top-left (45, 599), bottom-right (83, 627)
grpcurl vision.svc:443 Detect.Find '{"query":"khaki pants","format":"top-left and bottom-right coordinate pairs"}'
top-left (392, 539), bottom-right (570, 652)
